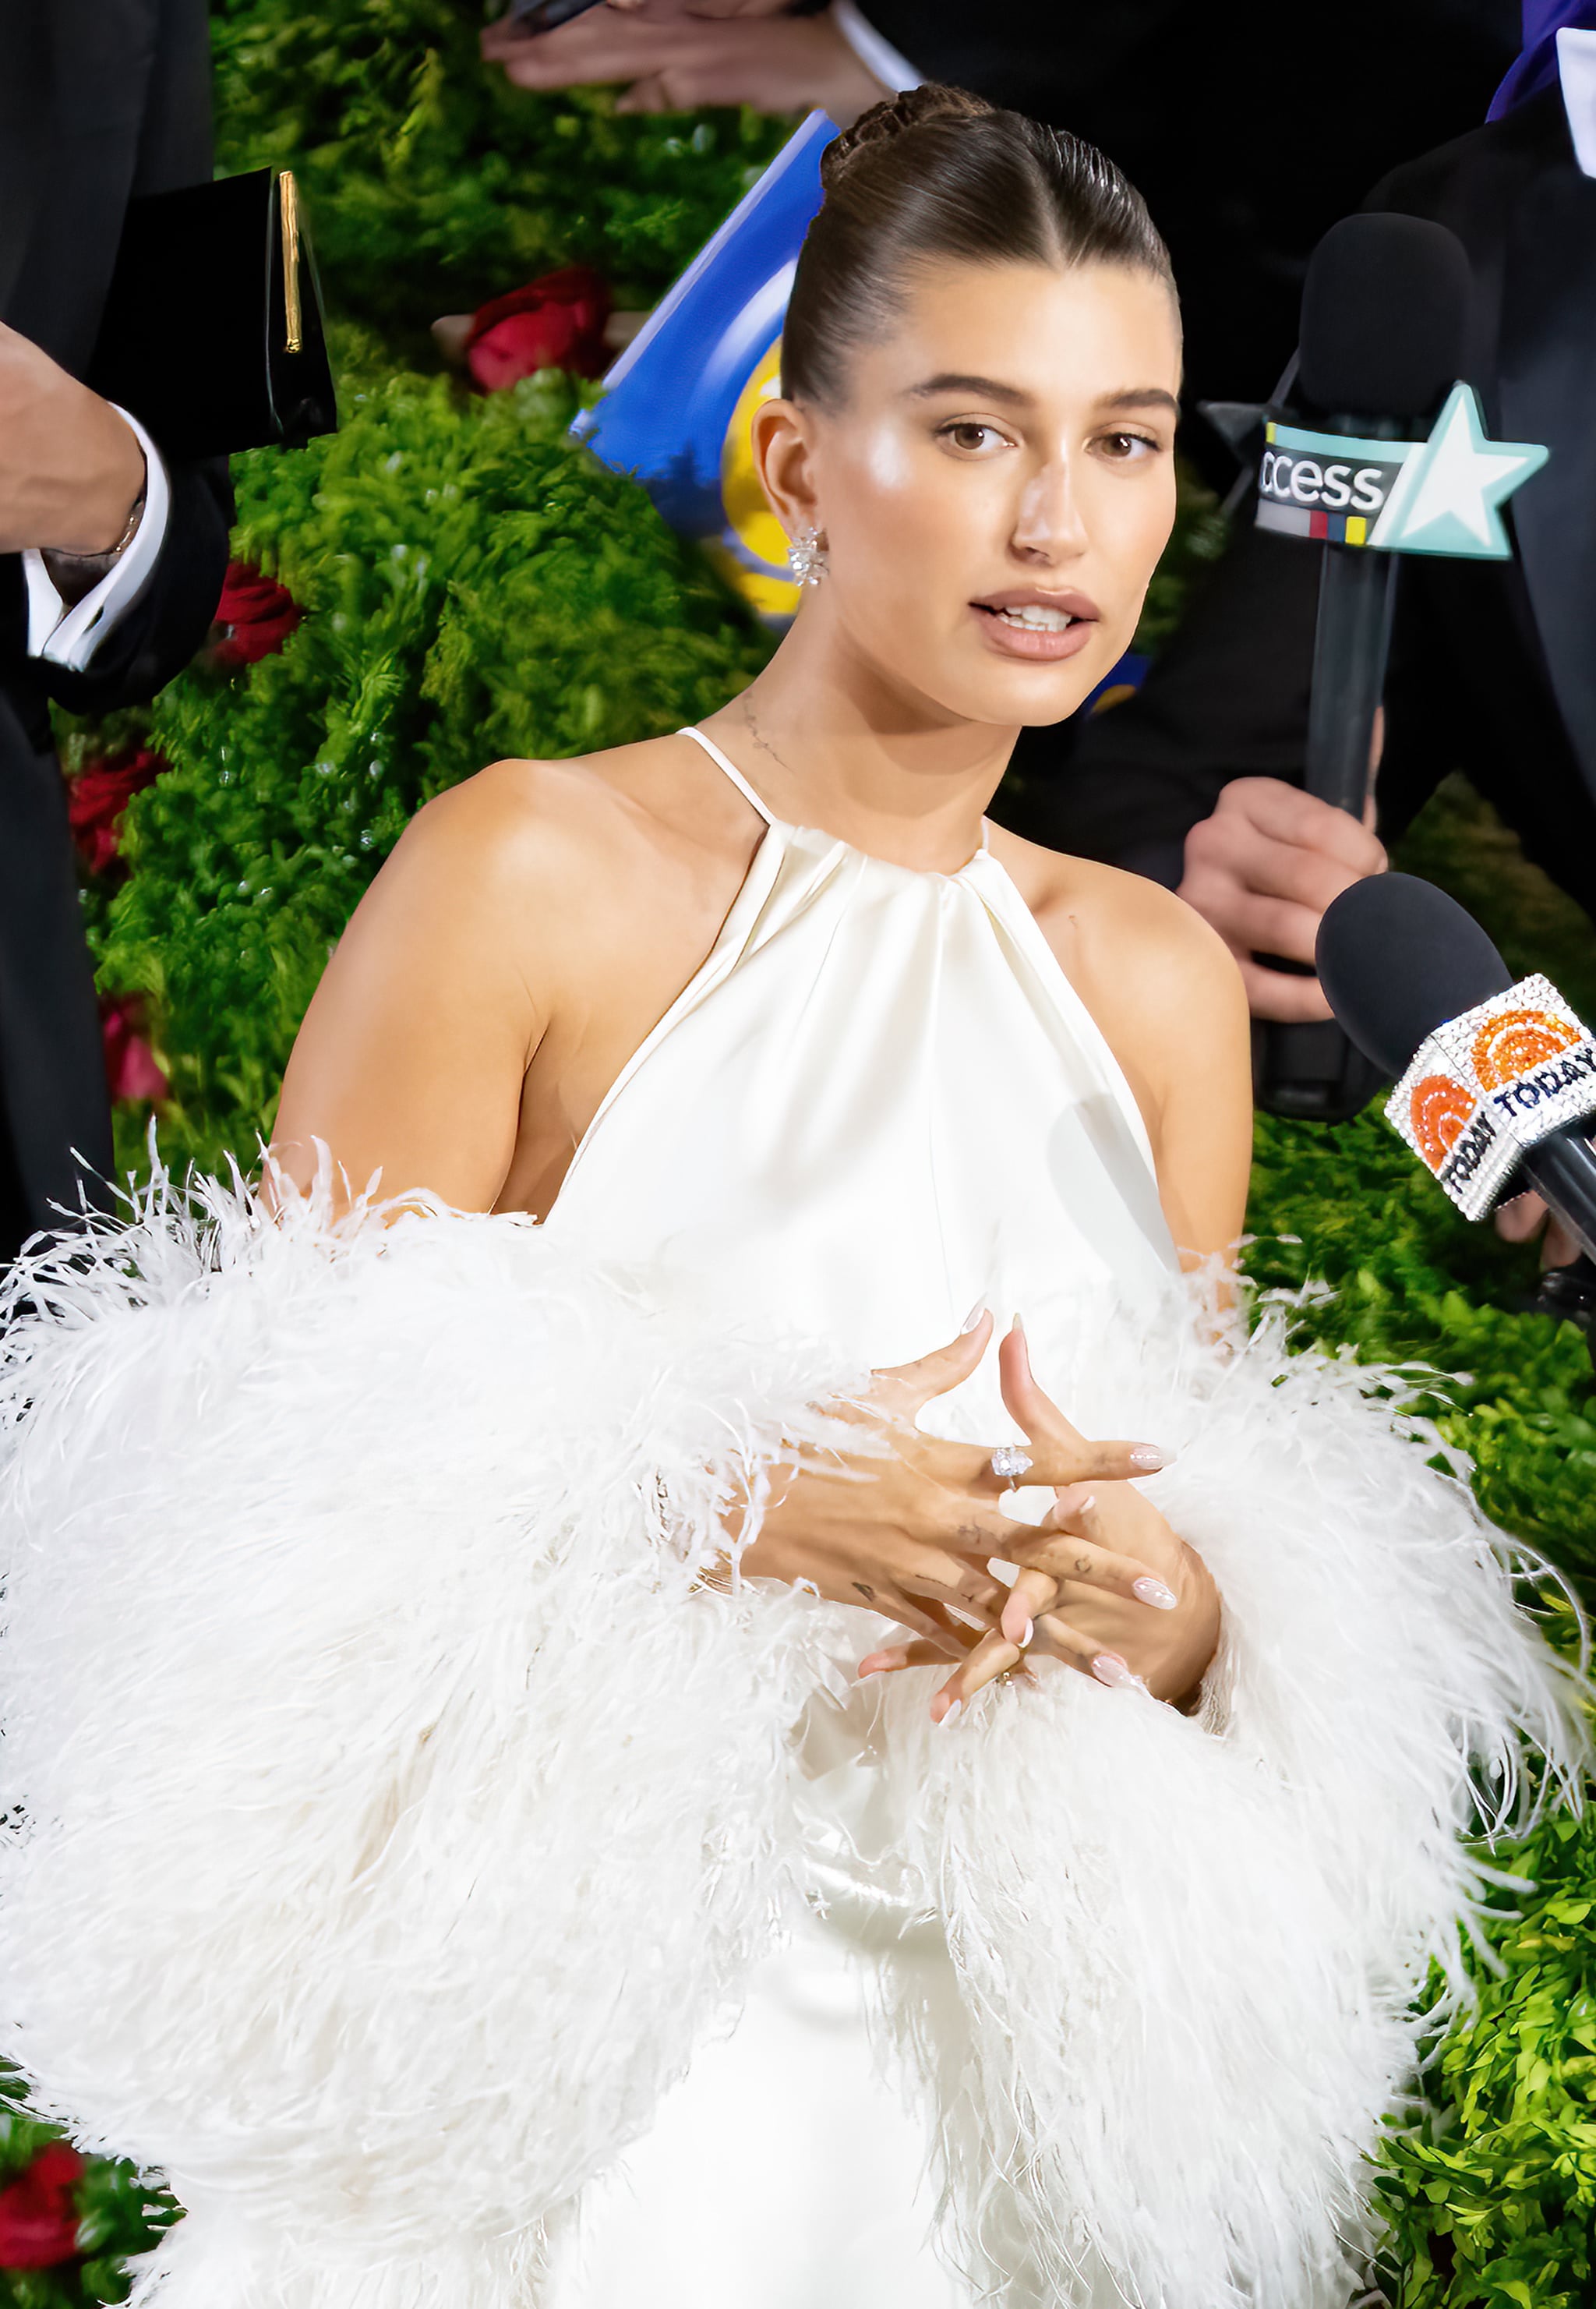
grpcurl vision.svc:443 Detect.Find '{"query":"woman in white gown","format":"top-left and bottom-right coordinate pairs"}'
top-left (0, 85), bottom-right (1583, 2309)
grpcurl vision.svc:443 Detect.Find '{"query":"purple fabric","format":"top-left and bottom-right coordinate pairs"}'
top-left (1488, 0), bottom-right (1596, 119)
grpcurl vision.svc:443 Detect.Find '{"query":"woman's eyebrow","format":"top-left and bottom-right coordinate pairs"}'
top-left (906, 373), bottom-right (1032, 405)
top-left (1098, 388), bottom-right (1180, 415)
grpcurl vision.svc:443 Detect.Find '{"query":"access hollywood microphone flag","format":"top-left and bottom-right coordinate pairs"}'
top-left (1255, 383), bottom-right (1548, 557)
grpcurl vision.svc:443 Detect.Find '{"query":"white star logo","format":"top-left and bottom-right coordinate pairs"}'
top-left (1372, 383), bottom-right (1549, 560)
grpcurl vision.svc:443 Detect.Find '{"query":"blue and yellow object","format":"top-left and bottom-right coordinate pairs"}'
top-left (571, 111), bottom-right (837, 622)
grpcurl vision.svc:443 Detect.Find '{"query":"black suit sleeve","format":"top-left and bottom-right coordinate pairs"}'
top-left (29, 451), bottom-right (231, 719)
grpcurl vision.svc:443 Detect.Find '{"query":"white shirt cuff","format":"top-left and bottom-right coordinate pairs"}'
top-left (23, 405), bottom-right (173, 674)
top-left (831, 2), bottom-right (922, 95)
top-left (1559, 28), bottom-right (1596, 179)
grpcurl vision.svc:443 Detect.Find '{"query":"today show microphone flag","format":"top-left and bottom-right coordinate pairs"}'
top-left (1389, 977), bottom-right (1596, 1219)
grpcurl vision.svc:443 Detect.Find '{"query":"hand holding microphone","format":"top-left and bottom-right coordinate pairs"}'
top-left (1178, 772), bottom-right (1386, 1024)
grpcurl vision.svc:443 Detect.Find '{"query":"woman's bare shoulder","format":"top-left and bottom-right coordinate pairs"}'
top-left (398, 735), bottom-right (710, 885)
top-left (371, 731), bottom-right (757, 950)
top-left (991, 826), bottom-right (1232, 980)
top-left (988, 824), bottom-right (1248, 1071)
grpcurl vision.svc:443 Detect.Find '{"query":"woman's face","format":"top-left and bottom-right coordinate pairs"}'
top-left (765, 258), bottom-right (1181, 727)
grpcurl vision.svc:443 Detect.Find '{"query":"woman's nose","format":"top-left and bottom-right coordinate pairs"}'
top-left (1011, 462), bottom-right (1088, 563)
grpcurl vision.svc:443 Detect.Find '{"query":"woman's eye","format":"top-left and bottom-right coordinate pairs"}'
top-left (1098, 430), bottom-right (1160, 461)
top-left (939, 422), bottom-right (1006, 455)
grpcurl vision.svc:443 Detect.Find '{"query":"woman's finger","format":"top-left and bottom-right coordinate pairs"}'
top-left (856, 1639), bottom-right (937, 1677)
top-left (999, 1512), bottom-right (1178, 1639)
top-left (923, 1428), bottom-right (1168, 1497)
top-left (869, 1310), bottom-right (993, 1416)
top-left (1033, 1607), bottom-right (1148, 1692)
top-left (854, 1587), bottom-right (989, 1678)
top-left (895, 1536), bottom-right (1010, 1627)
top-left (929, 1627), bottom-right (1025, 1723)
top-left (863, 1589), bottom-right (973, 1664)
top-left (1001, 1317), bottom-right (1171, 1483)
top-left (996, 1563), bottom-right (1059, 1647)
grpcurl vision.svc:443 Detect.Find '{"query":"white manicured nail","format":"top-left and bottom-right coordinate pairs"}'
top-left (961, 1300), bottom-right (987, 1333)
top-left (936, 1699), bottom-right (963, 1728)
top-left (1132, 1578), bottom-right (1178, 1611)
top-left (1018, 1618), bottom-right (1033, 1650)
top-left (1129, 1445), bottom-right (1169, 1473)
top-left (1092, 1653), bottom-right (1138, 1690)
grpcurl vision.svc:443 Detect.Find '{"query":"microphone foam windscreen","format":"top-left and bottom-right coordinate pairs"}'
top-left (1315, 873), bottom-right (1512, 1077)
top-left (1298, 214), bottom-right (1471, 420)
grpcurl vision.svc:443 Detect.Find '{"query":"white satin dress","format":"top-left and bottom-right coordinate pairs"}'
top-left (541, 727), bottom-right (1178, 2308)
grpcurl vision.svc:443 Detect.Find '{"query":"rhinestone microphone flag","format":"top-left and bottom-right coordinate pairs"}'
top-left (1387, 977), bottom-right (1596, 1218)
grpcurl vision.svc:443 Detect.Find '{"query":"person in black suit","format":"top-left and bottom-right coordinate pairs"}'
top-left (482, 0), bottom-right (1517, 405)
top-left (0, 0), bottom-right (231, 1261)
top-left (1037, 35), bottom-right (1596, 1031)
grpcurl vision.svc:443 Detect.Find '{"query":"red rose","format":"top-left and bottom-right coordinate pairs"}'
top-left (0, 2141), bottom-right (83, 2269)
top-left (101, 995), bottom-right (168, 1105)
top-left (466, 265), bottom-right (611, 391)
top-left (213, 562), bottom-right (304, 668)
top-left (68, 746), bottom-right (166, 875)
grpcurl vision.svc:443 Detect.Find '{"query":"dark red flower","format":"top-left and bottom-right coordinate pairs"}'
top-left (101, 995), bottom-right (168, 1105)
top-left (466, 265), bottom-right (611, 391)
top-left (0, 2141), bottom-right (83, 2269)
top-left (68, 746), bottom-right (167, 875)
top-left (213, 562), bottom-right (304, 668)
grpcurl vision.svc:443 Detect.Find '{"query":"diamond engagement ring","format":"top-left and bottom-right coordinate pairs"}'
top-left (989, 1445), bottom-right (1033, 1483)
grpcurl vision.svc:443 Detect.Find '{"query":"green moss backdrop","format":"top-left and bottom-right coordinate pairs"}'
top-left (9, 5), bottom-right (1596, 2304)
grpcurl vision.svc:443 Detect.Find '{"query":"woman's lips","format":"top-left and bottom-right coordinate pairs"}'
top-left (970, 601), bottom-right (1098, 662)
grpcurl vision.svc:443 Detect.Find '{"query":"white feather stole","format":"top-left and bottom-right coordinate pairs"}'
top-left (0, 1176), bottom-right (1583, 2309)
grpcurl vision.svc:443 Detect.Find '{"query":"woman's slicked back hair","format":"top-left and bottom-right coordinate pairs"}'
top-left (782, 85), bottom-right (1175, 407)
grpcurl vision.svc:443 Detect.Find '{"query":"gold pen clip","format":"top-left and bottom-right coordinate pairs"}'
top-left (279, 170), bottom-right (302, 356)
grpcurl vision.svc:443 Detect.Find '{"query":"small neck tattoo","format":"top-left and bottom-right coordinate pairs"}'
top-left (740, 696), bottom-right (795, 780)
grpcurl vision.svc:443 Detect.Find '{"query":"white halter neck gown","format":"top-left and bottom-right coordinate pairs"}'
top-left (542, 727), bottom-right (1178, 2308)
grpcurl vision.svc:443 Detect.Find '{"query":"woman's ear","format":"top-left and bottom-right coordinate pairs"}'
top-left (750, 396), bottom-right (821, 546)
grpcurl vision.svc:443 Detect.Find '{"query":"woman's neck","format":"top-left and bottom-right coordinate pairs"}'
top-left (708, 611), bottom-right (1016, 874)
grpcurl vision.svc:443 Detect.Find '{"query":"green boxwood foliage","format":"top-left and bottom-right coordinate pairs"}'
top-left (212, 0), bottom-right (789, 362)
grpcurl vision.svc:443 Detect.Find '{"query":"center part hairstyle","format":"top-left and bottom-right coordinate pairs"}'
top-left (782, 84), bottom-right (1177, 408)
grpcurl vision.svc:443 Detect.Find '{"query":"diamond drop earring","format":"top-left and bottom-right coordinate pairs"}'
top-left (787, 524), bottom-right (828, 587)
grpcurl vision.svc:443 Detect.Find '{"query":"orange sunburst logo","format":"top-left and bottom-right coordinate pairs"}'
top-left (1408, 1074), bottom-right (1478, 1169)
top-left (1471, 1007), bottom-right (1578, 1089)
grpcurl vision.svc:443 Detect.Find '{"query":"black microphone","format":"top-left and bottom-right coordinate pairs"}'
top-left (1255, 214), bottom-right (1472, 1123)
top-left (1296, 215), bottom-right (1471, 816)
top-left (1316, 873), bottom-right (1596, 1262)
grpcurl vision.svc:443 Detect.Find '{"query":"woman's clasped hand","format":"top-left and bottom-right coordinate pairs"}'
top-left (732, 1310), bottom-right (1221, 1718)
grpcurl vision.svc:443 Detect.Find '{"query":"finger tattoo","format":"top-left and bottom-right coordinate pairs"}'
top-left (853, 1582), bottom-right (875, 1603)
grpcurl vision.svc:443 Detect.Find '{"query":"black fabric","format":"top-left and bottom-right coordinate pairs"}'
top-left (0, 0), bottom-right (230, 1258)
top-left (1017, 88), bottom-right (1596, 928)
top-left (854, 0), bottom-right (1519, 403)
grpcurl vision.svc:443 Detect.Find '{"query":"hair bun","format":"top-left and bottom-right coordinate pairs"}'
top-left (819, 83), bottom-right (994, 196)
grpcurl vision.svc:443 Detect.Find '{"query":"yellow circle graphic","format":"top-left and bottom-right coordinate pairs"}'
top-left (711, 335), bottom-right (800, 621)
